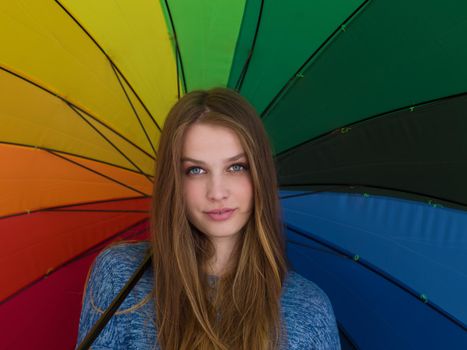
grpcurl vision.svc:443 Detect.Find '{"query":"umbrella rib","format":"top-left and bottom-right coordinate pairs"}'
top-left (279, 183), bottom-right (467, 210)
top-left (67, 103), bottom-right (154, 183)
top-left (68, 99), bottom-right (156, 164)
top-left (0, 218), bottom-right (149, 306)
top-left (163, 0), bottom-right (188, 96)
top-left (234, 0), bottom-right (264, 92)
top-left (46, 209), bottom-right (148, 213)
top-left (0, 65), bottom-right (155, 166)
top-left (0, 196), bottom-right (149, 220)
top-left (110, 63), bottom-right (157, 156)
top-left (336, 322), bottom-right (360, 350)
top-left (0, 140), bottom-right (153, 178)
top-left (287, 226), bottom-right (467, 332)
top-left (280, 185), bottom-right (347, 200)
top-left (287, 239), bottom-right (346, 258)
top-left (54, 0), bottom-right (162, 132)
top-left (47, 150), bottom-right (150, 197)
top-left (260, 0), bottom-right (371, 119)
top-left (273, 91), bottom-right (467, 159)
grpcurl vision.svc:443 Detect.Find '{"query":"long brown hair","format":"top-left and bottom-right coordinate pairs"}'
top-left (151, 87), bottom-right (288, 350)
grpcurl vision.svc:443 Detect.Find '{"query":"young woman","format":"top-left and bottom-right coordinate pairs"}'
top-left (76, 88), bottom-right (341, 349)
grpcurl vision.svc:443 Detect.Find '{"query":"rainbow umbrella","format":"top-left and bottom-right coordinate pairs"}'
top-left (1, 1), bottom-right (466, 349)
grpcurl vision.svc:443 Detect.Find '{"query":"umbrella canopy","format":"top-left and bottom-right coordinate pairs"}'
top-left (0, 1), bottom-right (466, 349)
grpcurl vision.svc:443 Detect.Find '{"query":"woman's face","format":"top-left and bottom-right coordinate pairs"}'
top-left (181, 122), bottom-right (253, 245)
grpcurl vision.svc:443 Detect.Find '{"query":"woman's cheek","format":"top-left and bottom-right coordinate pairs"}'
top-left (239, 176), bottom-right (253, 206)
top-left (184, 179), bottom-right (205, 208)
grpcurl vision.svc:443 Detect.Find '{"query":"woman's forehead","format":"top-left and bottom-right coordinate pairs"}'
top-left (181, 123), bottom-right (245, 162)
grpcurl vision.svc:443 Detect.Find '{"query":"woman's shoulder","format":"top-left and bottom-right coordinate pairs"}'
top-left (283, 271), bottom-right (332, 306)
top-left (76, 241), bottom-right (156, 348)
top-left (281, 271), bottom-right (341, 348)
top-left (95, 240), bottom-right (151, 267)
top-left (87, 240), bottom-right (154, 310)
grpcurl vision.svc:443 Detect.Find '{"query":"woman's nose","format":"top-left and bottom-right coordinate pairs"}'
top-left (207, 175), bottom-right (229, 201)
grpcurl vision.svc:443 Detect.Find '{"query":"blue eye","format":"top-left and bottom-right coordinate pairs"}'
top-left (230, 163), bottom-right (249, 172)
top-left (186, 167), bottom-right (204, 175)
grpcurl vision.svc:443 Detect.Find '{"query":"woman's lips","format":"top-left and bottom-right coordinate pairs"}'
top-left (205, 208), bottom-right (236, 221)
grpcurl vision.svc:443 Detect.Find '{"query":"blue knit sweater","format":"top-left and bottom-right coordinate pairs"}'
top-left (76, 242), bottom-right (341, 349)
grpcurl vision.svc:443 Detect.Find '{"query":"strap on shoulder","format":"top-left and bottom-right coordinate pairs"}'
top-left (76, 247), bottom-right (152, 350)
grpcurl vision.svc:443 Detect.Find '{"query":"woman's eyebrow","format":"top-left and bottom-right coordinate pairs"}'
top-left (181, 153), bottom-right (246, 164)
